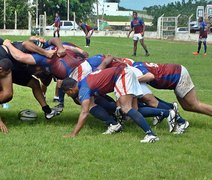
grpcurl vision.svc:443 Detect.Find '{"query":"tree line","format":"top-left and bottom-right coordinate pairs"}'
top-left (143, 0), bottom-right (212, 30)
top-left (0, 0), bottom-right (96, 29)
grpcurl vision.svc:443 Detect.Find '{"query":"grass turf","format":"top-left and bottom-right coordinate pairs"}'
top-left (0, 36), bottom-right (212, 179)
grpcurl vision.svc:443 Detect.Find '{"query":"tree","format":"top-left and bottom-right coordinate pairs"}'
top-left (0, 0), bottom-right (96, 29)
top-left (0, 0), bottom-right (29, 29)
top-left (144, 0), bottom-right (209, 30)
top-left (106, 0), bottom-right (120, 2)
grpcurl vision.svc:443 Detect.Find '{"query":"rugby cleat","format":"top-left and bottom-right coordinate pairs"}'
top-left (167, 109), bottom-right (176, 132)
top-left (45, 109), bottom-right (60, 120)
top-left (102, 123), bottom-right (122, 135)
top-left (140, 134), bottom-right (159, 143)
top-left (173, 121), bottom-right (189, 134)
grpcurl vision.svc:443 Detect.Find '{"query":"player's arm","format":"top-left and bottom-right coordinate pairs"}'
top-left (63, 44), bottom-right (88, 58)
top-left (0, 72), bottom-right (13, 103)
top-left (47, 38), bottom-right (66, 57)
top-left (141, 23), bottom-right (146, 36)
top-left (64, 98), bottom-right (93, 138)
top-left (138, 72), bottom-right (155, 82)
top-left (22, 40), bottom-right (56, 59)
top-left (96, 54), bottom-right (114, 70)
top-left (0, 118), bottom-right (8, 133)
top-left (3, 40), bottom-right (36, 65)
top-left (127, 21), bottom-right (134, 38)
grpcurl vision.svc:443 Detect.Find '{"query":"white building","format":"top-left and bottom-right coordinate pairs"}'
top-left (93, 0), bottom-right (133, 16)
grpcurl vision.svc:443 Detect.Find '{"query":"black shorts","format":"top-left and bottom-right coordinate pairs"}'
top-left (12, 67), bottom-right (32, 86)
top-left (0, 46), bottom-right (10, 59)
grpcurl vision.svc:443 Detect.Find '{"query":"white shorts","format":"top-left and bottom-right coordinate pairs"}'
top-left (54, 27), bottom-right (60, 31)
top-left (133, 33), bottom-right (144, 41)
top-left (175, 65), bottom-right (195, 98)
top-left (87, 29), bottom-right (94, 39)
top-left (128, 66), bottom-right (152, 96)
top-left (114, 67), bottom-right (143, 99)
top-left (69, 61), bottom-right (92, 81)
top-left (198, 38), bottom-right (207, 42)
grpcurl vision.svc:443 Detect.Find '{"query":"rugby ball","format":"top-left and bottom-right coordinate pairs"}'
top-left (18, 109), bottom-right (38, 121)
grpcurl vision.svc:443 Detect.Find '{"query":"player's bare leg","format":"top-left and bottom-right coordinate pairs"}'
top-left (133, 40), bottom-right (138, 56)
top-left (177, 88), bottom-right (212, 116)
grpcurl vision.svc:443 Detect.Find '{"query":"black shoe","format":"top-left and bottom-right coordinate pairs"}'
top-left (145, 52), bottom-right (150, 56)
top-left (132, 53), bottom-right (136, 56)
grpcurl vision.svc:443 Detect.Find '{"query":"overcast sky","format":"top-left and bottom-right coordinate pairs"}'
top-left (119, 0), bottom-right (187, 10)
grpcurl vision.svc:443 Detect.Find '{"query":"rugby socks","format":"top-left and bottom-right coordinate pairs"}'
top-left (197, 41), bottom-right (201, 53)
top-left (86, 38), bottom-right (89, 46)
top-left (203, 41), bottom-right (207, 53)
top-left (58, 87), bottom-right (65, 105)
top-left (94, 96), bottom-right (116, 115)
top-left (127, 108), bottom-right (155, 135)
top-left (42, 105), bottom-right (52, 114)
top-left (157, 99), bottom-right (186, 124)
top-left (138, 107), bottom-right (169, 118)
top-left (90, 105), bottom-right (117, 126)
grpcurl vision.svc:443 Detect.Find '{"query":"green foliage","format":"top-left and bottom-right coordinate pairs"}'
top-left (0, 0), bottom-right (29, 29)
top-left (144, 0), bottom-right (211, 30)
top-left (102, 15), bottom-right (131, 22)
top-left (0, 36), bottom-right (212, 179)
top-left (0, 0), bottom-right (96, 29)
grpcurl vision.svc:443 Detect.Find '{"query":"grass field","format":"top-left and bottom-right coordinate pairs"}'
top-left (0, 36), bottom-right (212, 179)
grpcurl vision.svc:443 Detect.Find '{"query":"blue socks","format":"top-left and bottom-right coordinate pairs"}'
top-left (127, 108), bottom-right (155, 135)
top-left (90, 105), bottom-right (117, 126)
top-left (138, 107), bottom-right (169, 118)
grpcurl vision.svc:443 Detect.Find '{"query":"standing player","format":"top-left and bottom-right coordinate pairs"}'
top-left (193, 16), bottom-right (208, 56)
top-left (61, 65), bottom-right (159, 143)
top-left (127, 11), bottom-right (149, 57)
top-left (53, 12), bottom-right (61, 38)
top-left (79, 21), bottom-right (94, 47)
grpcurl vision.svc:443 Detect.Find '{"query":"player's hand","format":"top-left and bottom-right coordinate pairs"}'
top-left (57, 48), bottom-right (66, 57)
top-left (46, 49), bottom-right (56, 58)
top-left (3, 39), bottom-right (12, 46)
top-left (0, 120), bottom-right (8, 134)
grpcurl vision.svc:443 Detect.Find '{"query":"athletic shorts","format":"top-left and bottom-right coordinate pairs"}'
top-left (198, 38), bottom-right (207, 42)
top-left (114, 67), bottom-right (143, 99)
top-left (69, 61), bottom-right (92, 81)
top-left (133, 33), bottom-right (144, 41)
top-left (175, 65), bottom-right (194, 98)
top-left (128, 66), bottom-right (152, 96)
top-left (87, 29), bottom-right (94, 38)
top-left (12, 67), bottom-right (32, 86)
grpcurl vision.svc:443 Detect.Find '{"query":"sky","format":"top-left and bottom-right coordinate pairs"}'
top-left (119, 0), bottom-right (187, 10)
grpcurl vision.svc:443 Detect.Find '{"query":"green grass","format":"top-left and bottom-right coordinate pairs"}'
top-left (0, 36), bottom-right (212, 179)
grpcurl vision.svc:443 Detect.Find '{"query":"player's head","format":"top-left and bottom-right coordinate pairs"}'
top-left (0, 58), bottom-right (13, 78)
top-left (198, 16), bottom-right (203, 22)
top-left (133, 11), bottom-right (138, 18)
top-left (61, 77), bottom-right (78, 98)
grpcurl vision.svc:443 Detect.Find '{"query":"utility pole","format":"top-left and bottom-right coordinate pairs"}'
top-left (67, 0), bottom-right (70, 20)
top-left (4, 0), bottom-right (6, 29)
top-left (36, 0), bottom-right (39, 28)
top-left (96, 0), bottom-right (99, 30)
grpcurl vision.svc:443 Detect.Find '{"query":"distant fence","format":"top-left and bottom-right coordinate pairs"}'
top-left (0, 29), bottom-right (211, 43)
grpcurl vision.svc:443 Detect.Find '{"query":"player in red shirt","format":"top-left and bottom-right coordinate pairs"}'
top-left (127, 11), bottom-right (149, 56)
top-left (79, 21), bottom-right (94, 47)
top-left (53, 12), bottom-right (61, 38)
top-left (193, 17), bottom-right (208, 56)
top-left (61, 65), bottom-right (160, 143)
